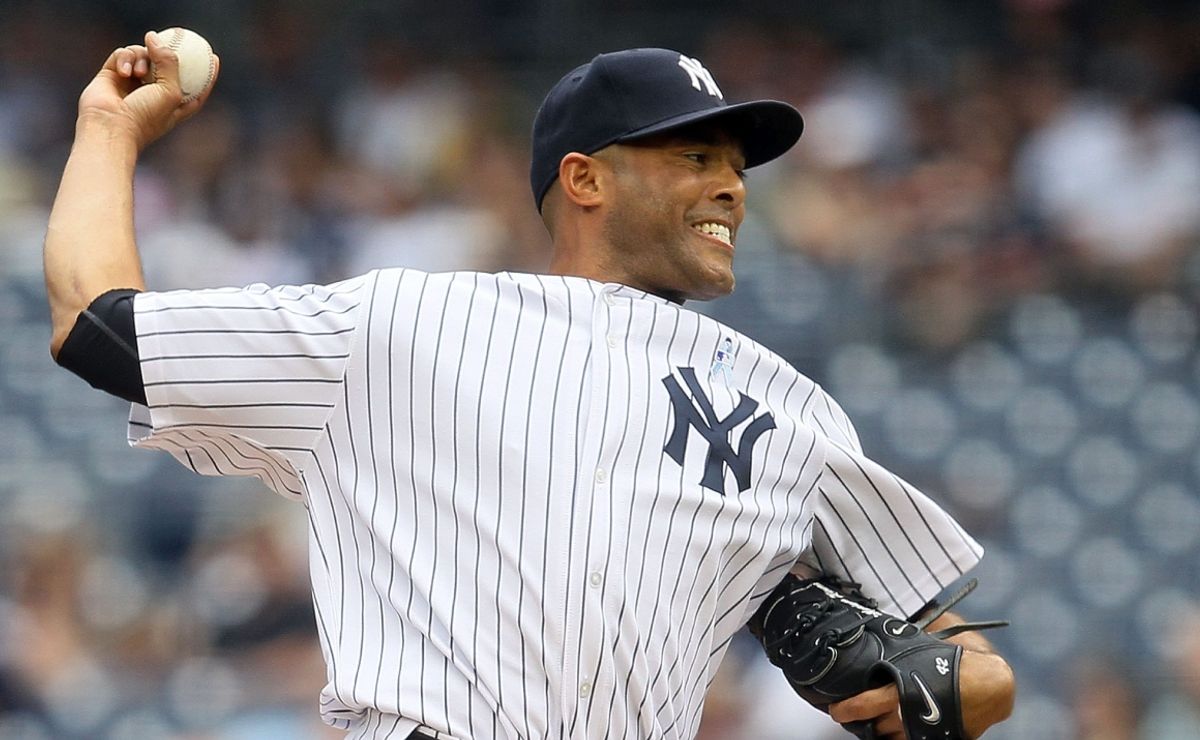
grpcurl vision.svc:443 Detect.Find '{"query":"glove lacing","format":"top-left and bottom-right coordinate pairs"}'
top-left (758, 577), bottom-right (879, 679)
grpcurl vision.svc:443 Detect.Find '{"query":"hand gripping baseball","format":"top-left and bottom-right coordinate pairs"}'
top-left (748, 575), bottom-right (1008, 739)
top-left (77, 31), bottom-right (220, 151)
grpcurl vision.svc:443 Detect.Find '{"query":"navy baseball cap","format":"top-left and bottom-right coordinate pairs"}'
top-left (530, 47), bottom-right (804, 210)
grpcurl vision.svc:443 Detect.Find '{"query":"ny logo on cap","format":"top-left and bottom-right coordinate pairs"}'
top-left (677, 55), bottom-right (723, 99)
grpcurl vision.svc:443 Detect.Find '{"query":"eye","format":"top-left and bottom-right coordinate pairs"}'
top-left (735, 169), bottom-right (747, 181)
top-left (684, 152), bottom-right (707, 165)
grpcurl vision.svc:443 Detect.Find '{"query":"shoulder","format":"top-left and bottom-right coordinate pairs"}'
top-left (366, 269), bottom-right (567, 317)
top-left (690, 309), bottom-right (860, 440)
top-left (363, 267), bottom-right (502, 298)
top-left (690, 309), bottom-right (808, 380)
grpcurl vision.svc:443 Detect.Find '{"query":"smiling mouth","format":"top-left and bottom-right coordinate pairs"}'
top-left (693, 221), bottom-right (733, 247)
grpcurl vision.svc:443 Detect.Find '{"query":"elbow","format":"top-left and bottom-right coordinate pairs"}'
top-left (998, 656), bottom-right (1017, 721)
top-left (49, 320), bottom-right (74, 363)
top-left (47, 289), bottom-right (147, 406)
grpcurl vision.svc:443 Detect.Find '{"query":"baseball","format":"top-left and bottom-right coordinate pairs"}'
top-left (151, 27), bottom-right (216, 103)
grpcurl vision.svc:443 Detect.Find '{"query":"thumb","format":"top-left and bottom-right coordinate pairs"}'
top-left (145, 30), bottom-right (185, 106)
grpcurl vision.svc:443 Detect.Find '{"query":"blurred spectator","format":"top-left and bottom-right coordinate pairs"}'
top-left (1069, 656), bottom-right (1143, 740)
top-left (1015, 45), bottom-right (1200, 297)
top-left (136, 102), bottom-right (320, 288)
top-left (330, 43), bottom-right (520, 275)
top-left (766, 49), bottom-right (1044, 350)
top-left (182, 517), bottom-right (335, 738)
top-left (333, 38), bottom-right (472, 202)
top-left (1140, 611), bottom-right (1200, 740)
top-left (4, 532), bottom-right (116, 737)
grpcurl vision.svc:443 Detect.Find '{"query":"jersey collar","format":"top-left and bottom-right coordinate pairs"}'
top-left (498, 272), bottom-right (677, 306)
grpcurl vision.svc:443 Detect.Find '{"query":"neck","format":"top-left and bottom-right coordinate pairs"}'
top-left (547, 252), bottom-right (606, 283)
top-left (547, 222), bottom-right (686, 304)
top-left (546, 229), bottom-right (612, 283)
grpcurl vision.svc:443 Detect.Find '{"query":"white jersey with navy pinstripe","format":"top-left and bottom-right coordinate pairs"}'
top-left (127, 269), bottom-right (983, 740)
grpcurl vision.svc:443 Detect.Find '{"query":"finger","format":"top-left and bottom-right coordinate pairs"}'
top-left (106, 45), bottom-right (145, 76)
top-left (100, 46), bottom-right (127, 75)
top-left (873, 710), bottom-right (904, 736)
top-left (828, 685), bottom-right (900, 724)
top-left (143, 30), bottom-right (183, 101)
top-left (114, 48), bottom-right (134, 77)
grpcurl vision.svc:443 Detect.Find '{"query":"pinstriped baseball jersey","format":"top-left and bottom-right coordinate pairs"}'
top-left (127, 269), bottom-right (983, 739)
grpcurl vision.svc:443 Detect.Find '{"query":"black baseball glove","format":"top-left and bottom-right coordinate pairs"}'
top-left (747, 574), bottom-right (1007, 740)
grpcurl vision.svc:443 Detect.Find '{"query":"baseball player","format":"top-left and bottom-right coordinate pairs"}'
top-left (44, 33), bottom-right (1014, 740)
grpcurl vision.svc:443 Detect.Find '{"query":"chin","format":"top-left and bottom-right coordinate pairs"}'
top-left (710, 264), bottom-right (736, 295)
top-left (687, 273), bottom-right (735, 302)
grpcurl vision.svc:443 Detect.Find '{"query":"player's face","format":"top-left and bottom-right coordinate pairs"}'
top-left (599, 125), bottom-right (747, 302)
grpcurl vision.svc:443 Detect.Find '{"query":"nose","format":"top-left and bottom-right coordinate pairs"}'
top-left (710, 162), bottom-right (746, 210)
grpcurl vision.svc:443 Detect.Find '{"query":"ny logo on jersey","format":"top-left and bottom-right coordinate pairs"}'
top-left (662, 367), bottom-right (775, 495)
top-left (677, 55), bottom-right (724, 99)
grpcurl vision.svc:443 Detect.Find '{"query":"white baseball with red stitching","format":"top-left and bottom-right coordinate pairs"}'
top-left (152, 27), bottom-right (215, 103)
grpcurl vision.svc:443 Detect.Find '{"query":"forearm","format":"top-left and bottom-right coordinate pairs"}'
top-left (45, 114), bottom-right (145, 358)
top-left (927, 609), bottom-right (1015, 736)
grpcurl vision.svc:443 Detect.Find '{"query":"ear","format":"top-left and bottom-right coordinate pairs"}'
top-left (558, 152), bottom-right (607, 208)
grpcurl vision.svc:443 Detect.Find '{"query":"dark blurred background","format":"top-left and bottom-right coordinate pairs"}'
top-left (2, 0), bottom-right (1200, 738)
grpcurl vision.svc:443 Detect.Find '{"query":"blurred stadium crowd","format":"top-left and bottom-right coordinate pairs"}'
top-left (2, 0), bottom-right (1200, 738)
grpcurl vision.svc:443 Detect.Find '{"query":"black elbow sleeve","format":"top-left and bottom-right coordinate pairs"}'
top-left (55, 289), bottom-right (147, 405)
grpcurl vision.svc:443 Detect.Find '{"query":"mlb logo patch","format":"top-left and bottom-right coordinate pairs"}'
top-left (710, 336), bottom-right (736, 385)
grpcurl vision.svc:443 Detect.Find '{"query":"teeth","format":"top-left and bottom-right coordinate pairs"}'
top-left (694, 222), bottom-right (732, 245)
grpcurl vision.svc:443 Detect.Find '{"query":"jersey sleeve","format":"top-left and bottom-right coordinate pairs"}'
top-left (126, 274), bottom-right (374, 499)
top-left (797, 387), bottom-right (984, 618)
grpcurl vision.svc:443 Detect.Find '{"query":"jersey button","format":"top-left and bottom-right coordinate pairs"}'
top-left (579, 679), bottom-right (592, 697)
top-left (595, 468), bottom-right (607, 484)
top-left (606, 334), bottom-right (618, 348)
top-left (589, 571), bottom-right (602, 587)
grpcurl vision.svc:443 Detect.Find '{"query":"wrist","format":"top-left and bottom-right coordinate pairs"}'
top-left (961, 651), bottom-right (1016, 738)
top-left (74, 111), bottom-right (142, 159)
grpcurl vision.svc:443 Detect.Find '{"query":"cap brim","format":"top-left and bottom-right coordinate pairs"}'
top-left (617, 99), bottom-right (803, 168)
